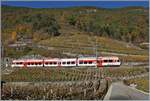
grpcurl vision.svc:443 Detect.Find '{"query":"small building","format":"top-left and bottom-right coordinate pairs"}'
top-left (8, 42), bottom-right (27, 51)
top-left (8, 37), bottom-right (32, 51)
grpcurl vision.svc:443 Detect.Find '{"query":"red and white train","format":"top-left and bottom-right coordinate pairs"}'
top-left (11, 56), bottom-right (121, 68)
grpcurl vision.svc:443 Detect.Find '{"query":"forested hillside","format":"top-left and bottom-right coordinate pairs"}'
top-left (1, 5), bottom-right (149, 60)
top-left (2, 6), bottom-right (148, 43)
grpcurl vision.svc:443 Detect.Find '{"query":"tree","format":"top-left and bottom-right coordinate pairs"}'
top-left (31, 14), bottom-right (61, 36)
top-left (67, 15), bottom-right (77, 26)
top-left (45, 16), bottom-right (61, 36)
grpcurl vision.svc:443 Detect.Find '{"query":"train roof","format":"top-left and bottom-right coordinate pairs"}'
top-left (60, 58), bottom-right (76, 60)
top-left (12, 59), bottom-right (43, 62)
top-left (12, 56), bottom-right (120, 62)
top-left (12, 60), bottom-right (25, 62)
top-left (78, 57), bottom-right (97, 60)
top-left (98, 56), bottom-right (119, 59)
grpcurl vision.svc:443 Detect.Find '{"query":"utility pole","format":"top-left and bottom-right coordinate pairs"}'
top-left (1, 44), bottom-right (3, 58)
top-left (95, 36), bottom-right (98, 68)
top-left (95, 36), bottom-right (102, 79)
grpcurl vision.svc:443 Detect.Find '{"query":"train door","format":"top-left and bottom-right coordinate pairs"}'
top-left (97, 59), bottom-right (103, 67)
top-left (23, 62), bottom-right (27, 68)
top-left (76, 57), bottom-right (78, 67)
top-left (58, 59), bottom-right (61, 68)
top-left (58, 62), bottom-right (61, 67)
top-left (43, 59), bottom-right (44, 67)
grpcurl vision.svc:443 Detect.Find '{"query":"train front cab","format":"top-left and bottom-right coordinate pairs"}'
top-left (97, 57), bottom-right (121, 67)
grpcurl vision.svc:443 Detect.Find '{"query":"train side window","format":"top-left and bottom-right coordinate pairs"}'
top-left (67, 62), bottom-right (70, 64)
top-left (89, 61), bottom-right (92, 64)
top-left (28, 63), bottom-right (30, 65)
top-left (79, 61), bottom-right (83, 64)
top-left (39, 63), bottom-right (42, 65)
top-left (84, 61), bottom-right (87, 64)
top-left (104, 60), bottom-right (108, 62)
top-left (45, 62), bottom-right (48, 65)
top-left (109, 60), bottom-right (113, 62)
top-left (117, 60), bottom-right (120, 62)
top-left (71, 61), bottom-right (75, 64)
top-left (54, 62), bottom-right (57, 65)
top-left (62, 62), bottom-right (66, 64)
top-left (49, 62), bottom-right (52, 65)
top-left (35, 63), bottom-right (38, 65)
top-left (17, 62), bottom-right (22, 65)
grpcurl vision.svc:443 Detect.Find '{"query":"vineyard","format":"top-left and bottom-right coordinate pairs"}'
top-left (2, 67), bottom-right (149, 82)
top-left (103, 67), bottom-right (149, 80)
top-left (2, 79), bottom-right (110, 100)
top-left (1, 66), bottom-right (149, 100)
top-left (2, 68), bottom-right (101, 82)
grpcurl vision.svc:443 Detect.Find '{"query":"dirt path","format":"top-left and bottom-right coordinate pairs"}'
top-left (104, 82), bottom-right (149, 100)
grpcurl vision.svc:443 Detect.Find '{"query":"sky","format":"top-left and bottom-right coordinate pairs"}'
top-left (1, 1), bottom-right (149, 8)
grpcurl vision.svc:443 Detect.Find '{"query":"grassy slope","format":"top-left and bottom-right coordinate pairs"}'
top-left (124, 76), bottom-right (149, 92)
top-left (38, 34), bottom-right (148, 62)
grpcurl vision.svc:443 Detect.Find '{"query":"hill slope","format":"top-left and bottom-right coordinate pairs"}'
top-left (1, 6), bottom-right (149, 62)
